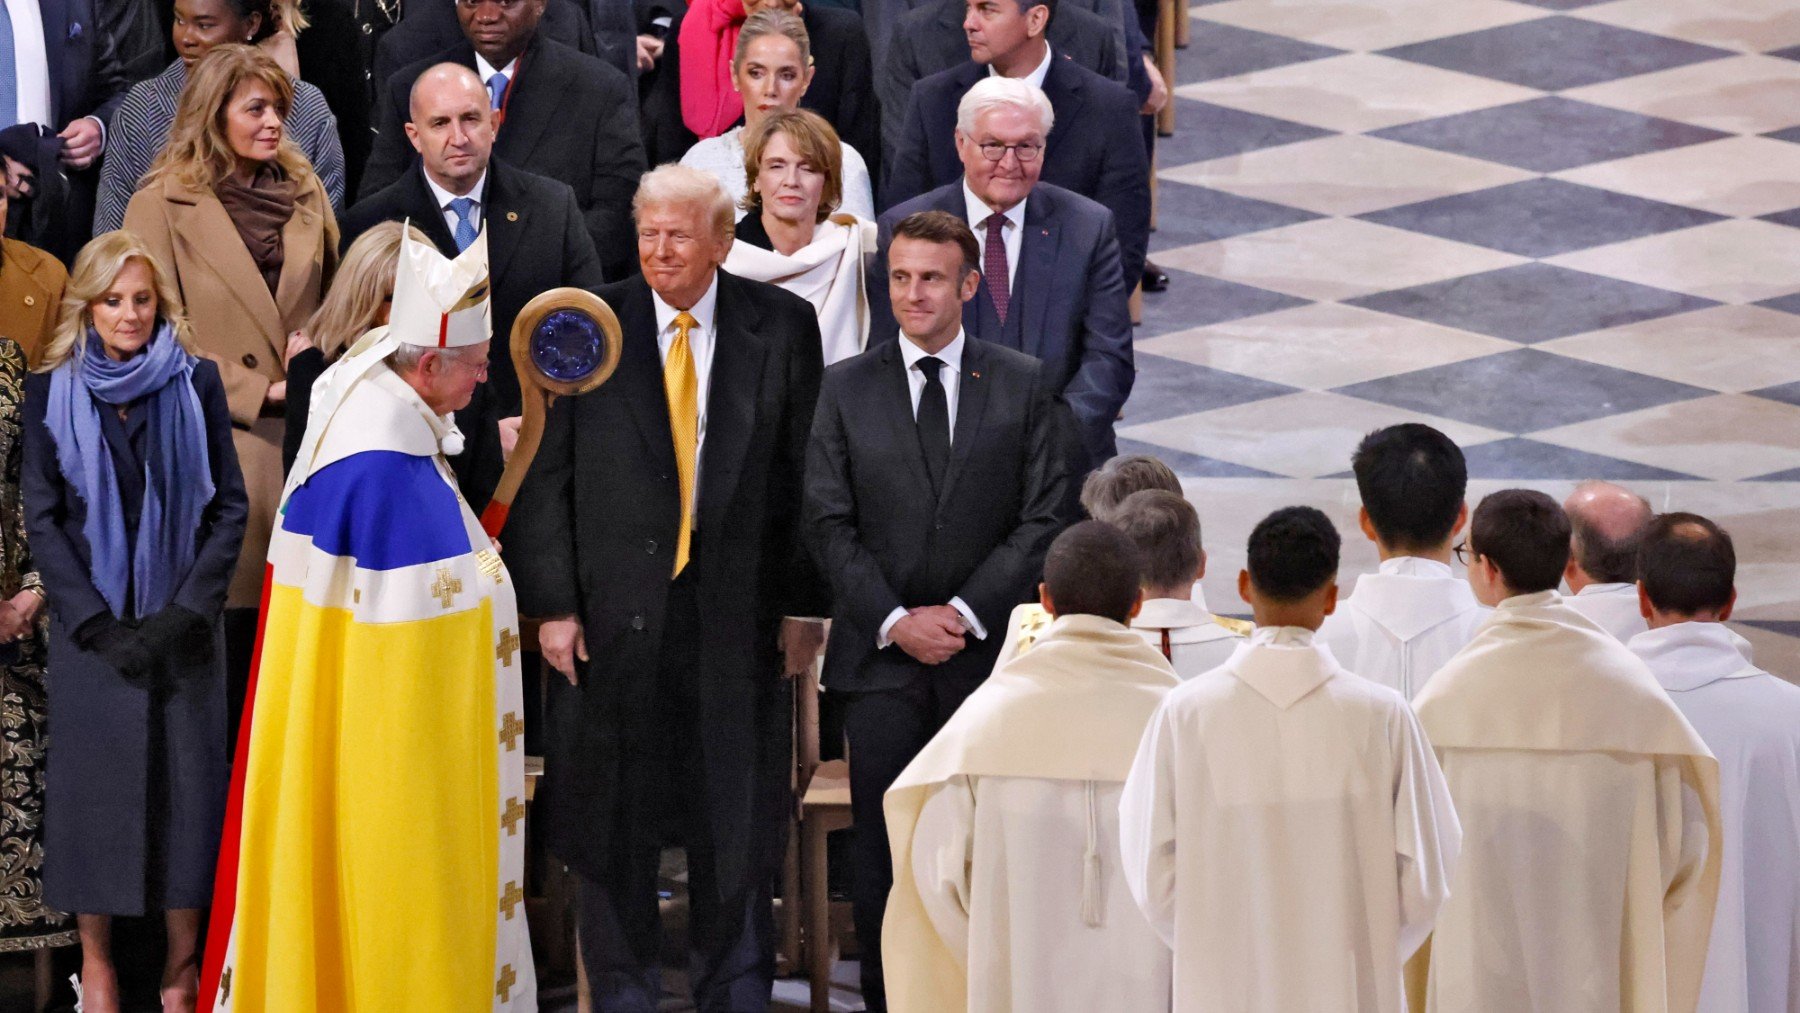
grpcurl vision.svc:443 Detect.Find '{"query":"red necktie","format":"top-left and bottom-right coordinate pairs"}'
top-left (983, 213), bottom-right (1011, 324)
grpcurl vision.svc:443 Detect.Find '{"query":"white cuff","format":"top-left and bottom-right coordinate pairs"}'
top-left (950, 597), bottom-right (987, 640)
top-left (876, 606), bottom-right (908, 649)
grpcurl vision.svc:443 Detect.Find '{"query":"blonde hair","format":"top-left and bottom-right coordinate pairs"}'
top-left (270, 0), bottom-right (309, 33)
top-left (734, 9), bottom-right (810, 75)
top-left (40, 231), bottom-right (197, 372)
top-left (633, 163), bottom-right (737, 238)
top-left (143, 44), bottom-right (314, 193)
top-left (740, 108), bottom-right (842, 221)
top-left (303, 221), bottom-right (429, 362)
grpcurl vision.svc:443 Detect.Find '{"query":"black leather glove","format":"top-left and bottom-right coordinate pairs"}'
top-left (136, 606), bottom-right (213, 668)
top-left (74, 613), bottom-right (157, 682)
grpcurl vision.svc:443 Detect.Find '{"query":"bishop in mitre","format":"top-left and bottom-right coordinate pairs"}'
top-left (1627, 513), bottom-right (1800, 1012)
top-left (1120, 506), bottom-right (1461, 1013)
top-left (883, 521), bottom-right (1179, 1013)
top-left (1409, 489), bottom-right (1720, 1013)
top-left (1317, 424), bottom-right (1486, 700)
top-left (199, 231), bottom-right (537, 1011)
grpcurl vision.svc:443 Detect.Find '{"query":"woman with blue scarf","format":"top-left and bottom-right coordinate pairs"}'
top-left (21, 231), bottom-right (248, 1013)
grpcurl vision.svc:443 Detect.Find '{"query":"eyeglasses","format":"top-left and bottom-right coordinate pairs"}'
top-left (1453, 541), bottom-right (1474, 566)
top-left (976, 141), bottom-right (1043, 163)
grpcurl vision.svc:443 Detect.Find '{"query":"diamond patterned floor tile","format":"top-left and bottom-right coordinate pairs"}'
top-left (1117, 391), bottom-right (1507, 479)
top-left (1360, 179), bottom-right (1723, 259)
top-left (1175, 53), bottom-right (1540, 134)
top-left (1461, 438), bottom-right (1702, 479)
top-left (1155, 99), bottom-right (1334, 165)
top-left (1547, 219), bottom-right (1800, 303)
top-left (1379, 17), bottom-right (1733, 92)
top-left (1347, 263), bottom-right (1717, 343)
top-left (1137, 302), bottom-right (1518, 389)
top-left (1768, 125), bottom-right (1800, 143)
top-left (1532, 395), bottom-right (1800, 480)
top-left (1749, 381), bottom-right (1800, 407)
top-left (1761, 292), bottom-right (1800, 314)
top-left (1565, 55), bottom-right (1800, 134)
top-left (1193, 0), bottom-right (1544, 52)
top-left (1762, 207), bottom-right (1800, 227)
top-left (1774, 45), bottom-right (1800, 61)
top-left (1157, 218), bottom-right (1527, 302)
top-left (1114, 437), bottom-right (1284, 478)
top-left (1143, 180), bottom-right (1322, 247)
top-left (1134, 269), bottom-right (1311, 337)
top-left (1553, 136), bottom-right (1800, 217)
top-left (1509, 0), bottom-right (1617, 9)
top-left (1162, 134), bottom-right (1533, 216)
top-left (1538, 306), bottom-right (1800, 392)
top-left (1569, 0), bottom-right (1800, 54)
top-left (1124, 353), bottom-right (1299, 425)
top-left (1750, 467), bottom-right (1800, 481)
top-left (1370, 97), bottom-right (1729, 174)
top-left (1334, 348), bottom-right (1713, 432)
top-left (1182, 21), bottom-right (1344, 82)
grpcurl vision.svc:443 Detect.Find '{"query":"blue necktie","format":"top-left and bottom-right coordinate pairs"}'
top-left (449, 197), bottom-right (478, 252)
top-left (0, 0), bottom-right (17, 130)
top-left (486, 72), bottom-right (508, 111)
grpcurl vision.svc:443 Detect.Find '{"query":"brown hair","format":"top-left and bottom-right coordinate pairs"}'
top-left (1112, 489), bottom-right (1202, 591)
top-left (891, 210), bottom-right (979, 276)
top-left (1080, 454), bottom-right (1181, 522)
top-left (740, 108), bottom-right (842, 222)
top-left (41, 231), bottom-right (197, 372)
top-left (142, 44), bottom-right (314, 193)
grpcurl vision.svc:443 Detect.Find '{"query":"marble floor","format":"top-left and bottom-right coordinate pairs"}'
top-left (1135, 0), bottom-right (1800, 674)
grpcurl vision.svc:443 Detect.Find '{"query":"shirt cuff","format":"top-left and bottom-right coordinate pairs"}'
top-left (86, 115), bottom-right (106, 147)
top-left (876, 606), bottom-right (908, 649)
top-left (950, 597), bottom-right (987, 640)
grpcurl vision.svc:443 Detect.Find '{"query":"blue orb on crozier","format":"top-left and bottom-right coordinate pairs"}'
top-left (531, 310), bottom-right (606, 381)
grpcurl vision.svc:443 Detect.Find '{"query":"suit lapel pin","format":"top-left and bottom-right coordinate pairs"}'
top-left (970, 371), bottom-right (981, 379)
top-left (506, 211), bottom-right (519, 222)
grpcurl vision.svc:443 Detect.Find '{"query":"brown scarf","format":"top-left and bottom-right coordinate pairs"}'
top-left (215, 165), bottom-right (297, 297)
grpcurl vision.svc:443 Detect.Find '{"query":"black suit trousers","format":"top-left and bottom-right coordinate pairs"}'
top-left (842, 656), bottom-right (988, 1011)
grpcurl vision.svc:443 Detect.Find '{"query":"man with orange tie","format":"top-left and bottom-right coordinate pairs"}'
top-left (507, 164), bottom-right (825, 1012)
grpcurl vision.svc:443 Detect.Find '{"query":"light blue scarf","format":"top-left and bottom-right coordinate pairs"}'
top-left (44, 322), bottom-right (215, 619)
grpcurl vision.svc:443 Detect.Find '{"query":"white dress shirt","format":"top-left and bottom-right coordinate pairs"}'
top-left (423, 167), bottom-right (487, 240)
top-left (878, 330), bottom-right (985, 647)
top-left (989, 41), bottom-right (1054, 91)
top-left (963, 180), bottom-right (1025, 290)
top-left (7, 0), bottom-right (50, 128)
top-left (650, 274), bottom-right (719, 514)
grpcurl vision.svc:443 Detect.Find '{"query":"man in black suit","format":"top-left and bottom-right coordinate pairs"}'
top-left (340, 62), bottom-right (604, 509)
top-left (362, 0), bottom-right (645, 278)
top-left (873, 77), bottom-right (1131, 468)
top-left (877, 0), bottom-right (1122, 166)
top-left (805, 210), bottom-right (1068, 1010)
top-left (884, 0), bottom-right (1149, 288)
top-left (372, 0), bottom-right (604, 85)
top-left (507, 164), bottom-right (825, 1012)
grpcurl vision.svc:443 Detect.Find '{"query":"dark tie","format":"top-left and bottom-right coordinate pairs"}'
top-left (983, 213), bottom-right (1010, 324)
top-left (915, 356), bottom-right (950, 491)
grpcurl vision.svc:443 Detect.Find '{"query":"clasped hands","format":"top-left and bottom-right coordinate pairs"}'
top-left (890, 604), bottom-right (966, 666)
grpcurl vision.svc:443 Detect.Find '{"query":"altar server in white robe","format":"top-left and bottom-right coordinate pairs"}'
top-left (1121, 506), bottom-right (1461, 1013)
top-left (1409, 489), bottom-right (1721, 1013)
top-left (1562, 479), bottom-right (1653, 642)
top-left (1112, 489), bottom-right (1246, 677)
top-left (1627, 512), bottom-right (1800, 1013)
top-left (884, 521), bottom-right (1178, 1013)
top-left (1319, 424), bottom-right (1486, 699)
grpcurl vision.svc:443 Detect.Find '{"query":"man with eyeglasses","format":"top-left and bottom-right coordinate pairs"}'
top-left (873, 76), bottom-right (1131, 475)
top-left (882, 0), bottom-right (1149, 294)
top-left (361, 0), bottom-right (646, 279)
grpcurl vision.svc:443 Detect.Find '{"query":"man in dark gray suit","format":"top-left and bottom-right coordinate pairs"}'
top-left (877, 0), bottom-right (1124, 165)
top-left (873, 77), bottom-right (1132, 469)
top-left (806, 209), bottom-right (1069, 1010)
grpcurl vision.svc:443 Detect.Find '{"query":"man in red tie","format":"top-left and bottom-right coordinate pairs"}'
top-left (871, 76), bottom-right (1132, 472)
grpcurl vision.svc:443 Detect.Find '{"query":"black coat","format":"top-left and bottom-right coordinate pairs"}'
top-left (371, 0), bottom-right (600, 90)
top-left (337, 157), bottom-right (606, 507)
top-left (362, 34), bottom-right (646, 279)
top-left (506, 270), bottom-right (824, 892)
top-left (22, 359), bottom-right (248, 914)
top-left (296, 0), bottom-right (401, 199)
top-left (870, 182), bottom-right (1133, 464)
top-left (883, 56), bottom-right (1150, 286)
top-left (804, 337), bottom-right (1069, 694)
top-left (877, 0), bottom-right (1123, 165)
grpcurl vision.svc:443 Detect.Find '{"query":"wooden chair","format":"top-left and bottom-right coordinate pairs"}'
top-left (1157, 0), bottom-right (1178, 136)
top-left (778, 657), bottom-right (855, 1012)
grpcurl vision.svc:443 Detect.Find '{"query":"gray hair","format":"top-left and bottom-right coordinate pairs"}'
top-left (386, 342), bottom-right (484, 374)
top-left (633, 163), bottom-right (736, 238)
top-left (955, 76), bottom-right (1054, 138)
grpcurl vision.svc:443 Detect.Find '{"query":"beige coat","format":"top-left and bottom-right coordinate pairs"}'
top-left (0, 237), bottom-right (67, 367)
top-left (124, 172), bottom-right (338, 606)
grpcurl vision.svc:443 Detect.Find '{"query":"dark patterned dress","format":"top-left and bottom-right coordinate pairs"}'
top-left (0, 339), bottom-right (72, 952)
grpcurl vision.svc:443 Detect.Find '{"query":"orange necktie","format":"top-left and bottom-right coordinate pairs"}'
top-left (664, 312), bottom-right (699, 577)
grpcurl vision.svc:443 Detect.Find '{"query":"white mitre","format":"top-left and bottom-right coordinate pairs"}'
top-left (286, 228), bottom-right (493, 492)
